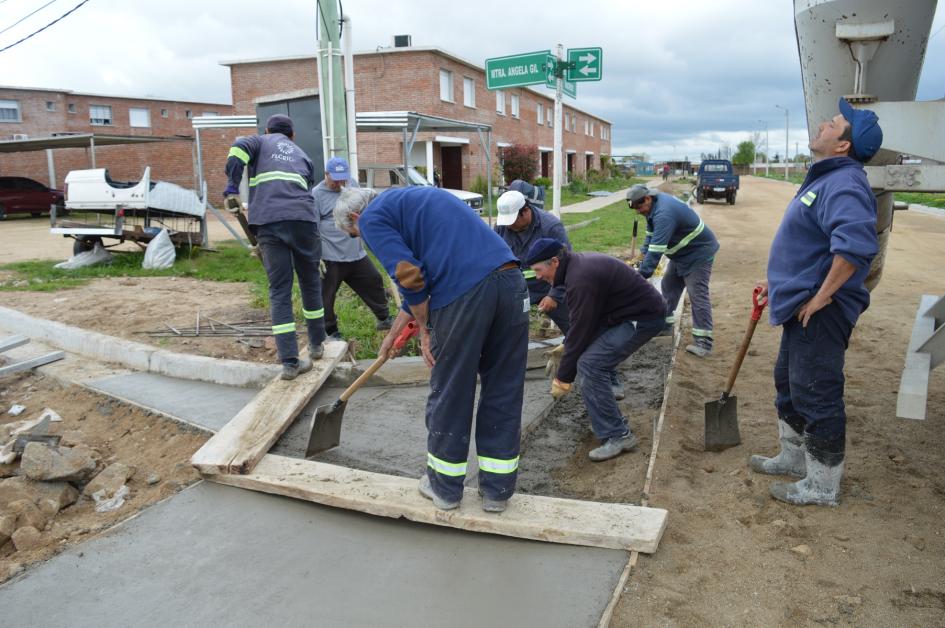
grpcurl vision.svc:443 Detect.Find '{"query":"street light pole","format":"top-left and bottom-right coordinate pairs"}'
top-left (758, 119), bottom-right (769, 177)
top-left (776, 104), bottom-right (789, 180)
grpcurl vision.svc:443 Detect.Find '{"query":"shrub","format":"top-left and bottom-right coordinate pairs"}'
top-left (470, 174), bottom-right (488, 196)
top-left (585, 169), bottom-right (605, 184)
top-left (533, 176), bottom-right (552, 188)
top-left (501, 143), bottom-right (539, 183)
top-left (568, 179), bottom-right (588, 194)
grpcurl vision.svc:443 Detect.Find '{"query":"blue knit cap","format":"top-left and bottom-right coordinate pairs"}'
top-left (526, 237), bottom-right (566, 265)
top-left (265, 114), bottom-right (293, 137)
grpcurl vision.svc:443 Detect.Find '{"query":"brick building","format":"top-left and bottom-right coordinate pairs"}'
top-left (0, 86), bottom-right (232, 190)
top-left (225, 46), bottom-right (613, 191)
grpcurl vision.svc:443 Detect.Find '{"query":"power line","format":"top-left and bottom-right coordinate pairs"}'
top-left (930, 22), bottom-right (945, 40)
top-left (0, 0), bottom-right (60, 37)
top-left (0, 0), bottom-right (88, 54)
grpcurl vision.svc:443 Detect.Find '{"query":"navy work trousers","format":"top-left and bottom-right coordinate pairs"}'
top-left (425, 267), bottom-right (529, 503)
top-left (661, 258), bottom-right (714, 347)
top-left (774, 302), bottom-right (852, 459)
top-left (577, 317), bottom-right (664, 440)
top-left (255, 221), bottom-right (326, 363)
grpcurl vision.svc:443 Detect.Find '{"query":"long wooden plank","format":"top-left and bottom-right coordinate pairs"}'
top-left (0, 335), bottom-right (29, 353)
top-left (897, 295), bottom-right (937, 420)
top-left (0, 351), bottom-right (64, 377)
top-left (190, 340), bottom-right (347, 474)
top-left (208, 454), bottom-right (669, 553)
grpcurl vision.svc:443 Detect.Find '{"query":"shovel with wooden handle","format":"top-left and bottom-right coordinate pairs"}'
top-left (704, 286), bottom-right (768, 452)
top-left (305, 321), bottom-right (419, 457)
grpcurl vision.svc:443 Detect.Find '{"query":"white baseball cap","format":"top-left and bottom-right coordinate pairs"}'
top-left (496, 190), bottom-right (527, 226)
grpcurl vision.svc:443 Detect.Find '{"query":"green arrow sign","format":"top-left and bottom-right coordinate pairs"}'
top-left (485, 50), bottom-right (552, 90)
top-left (566, 47), bottom-right (603, 82)
top-left (545, 73), bottom-right (577, 99)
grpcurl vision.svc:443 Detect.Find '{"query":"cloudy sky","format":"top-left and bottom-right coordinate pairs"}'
top-left (1, 0), bottom-right (943, 160)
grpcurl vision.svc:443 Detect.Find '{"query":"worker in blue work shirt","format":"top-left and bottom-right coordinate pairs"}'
top-left (526, 237), bottom-right (666, 461)
top-left (751, 98), bottom-right (882, 507)
top-left (224, 114), bottom-right (325, 380)
top-left (628, 184), bottom-right (720, 357)
top-left (495, 189), bottom-right (625, 399)
top-left (332, 185), bottom-right (529, 514)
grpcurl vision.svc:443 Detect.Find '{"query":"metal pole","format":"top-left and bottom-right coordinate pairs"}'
top-left (89, 136), bottom-right (96, 169)
top-left (195, 127), bottom-right (204, 193)
top-left (327, 39), bottom-right (336, 156)
top-left (551, 43), bottom-right (564, 218)
top-left (46, 149), bottom-right (56, 188)
top-left (765, 123), bottom-right (769, 177)
top-left (342, 14), bottom-right (358, 174)
top-left (784, 108), bottom-right (789, 181)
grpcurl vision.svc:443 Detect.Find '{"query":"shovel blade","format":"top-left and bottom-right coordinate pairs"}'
top-left (704, 394), bottom-right (741, 452)
top-left (305, 400), bottom-right (347, 458)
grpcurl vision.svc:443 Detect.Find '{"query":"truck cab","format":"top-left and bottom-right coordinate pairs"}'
top-left (696, 160), bottom-right (740, 205)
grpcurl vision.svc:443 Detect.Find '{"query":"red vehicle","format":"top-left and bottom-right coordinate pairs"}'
top-left (0, 176), bottom-right (65, 219)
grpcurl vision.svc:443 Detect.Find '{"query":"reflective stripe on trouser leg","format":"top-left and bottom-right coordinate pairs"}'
top-left (427, 453), bottom-right (467, 477)
top-left (684, 260), bottom-right (714, 348)
top-left (478, 455), bottom-right (519, 474)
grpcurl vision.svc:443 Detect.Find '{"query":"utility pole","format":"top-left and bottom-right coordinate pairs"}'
top-left (776, 104), bottom-right (789, 180)
top-left (758, 119), bottom-right (769, 176)
top-left (551, 44), bottom-right (564, 217)
top-left (316, 0), bottom-right (348, 165)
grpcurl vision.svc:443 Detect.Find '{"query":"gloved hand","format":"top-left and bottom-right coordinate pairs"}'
top-left (319, 260), bottom-right (327, 277)
top-left (550, 378), bottom-right (572, 400)
top-left (628, 253), bottom-right (644, 268)
top-left (544, 343), bottom-right (564, 378)
top-left (224, 194), bottom-right (241, 214)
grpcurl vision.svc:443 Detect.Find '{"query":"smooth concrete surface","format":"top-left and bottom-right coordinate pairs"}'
top-left (86, 372), bottom-right (260, 432)
top-left (0, 482), bottom-right (627, 628)
top-left (273, 378), bottom-right (554, 487)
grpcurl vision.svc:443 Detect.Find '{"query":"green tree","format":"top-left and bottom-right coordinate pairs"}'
top-left (733, 140), bottom-right (756, 166)
top-left (501, 143), bottom-right (538, 184)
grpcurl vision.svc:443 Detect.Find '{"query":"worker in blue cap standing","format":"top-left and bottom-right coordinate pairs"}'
top-left (526, 237), bottom-right (666, 461)
top-left (224, 114), bottom-right (325, 380)
top-left (751, 98), bottom-right (883, 506)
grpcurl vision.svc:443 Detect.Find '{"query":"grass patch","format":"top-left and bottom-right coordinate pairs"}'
top-left (561, 202), bottom-right (645, 254)
top-left (755, 171), bottom-right (806, 185)
top-left (894, 192), bottom-right (945, 209)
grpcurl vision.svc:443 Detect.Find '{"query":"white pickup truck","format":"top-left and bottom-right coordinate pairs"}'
top-left (52, 167), bottom-right (206, 254)
top-left (358, 164), bottom-right (484, 212)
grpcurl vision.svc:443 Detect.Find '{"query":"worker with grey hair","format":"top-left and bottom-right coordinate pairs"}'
top-left (312, 157), bottom-right (393, 340)
top-left (224, 114), bottom-right (324, 380)
top-left (333, 185), bottom-right (528, 514)
top-left (628, 184), bottom-right (720, 357)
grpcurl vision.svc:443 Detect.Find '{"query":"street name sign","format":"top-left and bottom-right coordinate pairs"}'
top-left (545, 73), bottom-right (577, 98)
top-left (485, 50), bottom-right (552, 90)
top-left (566, 47), bottom-right (603, 82)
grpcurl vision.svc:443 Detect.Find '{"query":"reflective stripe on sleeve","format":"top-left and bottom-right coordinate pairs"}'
top-left (800, 191), bottom-right (817, 206)
top-left (228, 146), bottom-right (250, 164)
top-left (647, 244), bottom-right (668, 253)
top-left (303, 308), bottom-right (324, 320)
top-left (477, 455), bottom-right (520, 474)
top-left (427, 453), bottom-right (467, 477)
top-left (522, 269), bottom-right (537, 280)
top-left (665, 316), bottom-right (676, 324)
top-left (665, 220), bottom-right (705, 255)
top-left (272, 322), bottom-right (297, 335)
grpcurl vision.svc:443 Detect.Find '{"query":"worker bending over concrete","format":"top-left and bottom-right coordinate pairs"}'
top-left (333, 186), bottom-right (528, 513)
top-left (752, 98), bottom-right (882, 507)
top-left (224, 114), bottom-right (325, 380)
top-left (311, 157), bottom-right (393, 340)
top-left (527, 237), bottom-right (666, 461)
top-left (628, 184), bottom-right (720, 357)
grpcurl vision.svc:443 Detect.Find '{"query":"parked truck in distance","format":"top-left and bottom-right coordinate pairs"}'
top-left (696, 160), bottom-right (739, 205)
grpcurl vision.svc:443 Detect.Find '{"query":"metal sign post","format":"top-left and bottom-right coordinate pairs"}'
top-left (552, 44), bottom-right (564, 218)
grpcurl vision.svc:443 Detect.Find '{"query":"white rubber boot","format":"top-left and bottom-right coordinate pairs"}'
top-left (769, 447), bottom-right (843, 506)
top-left (749, 419), bottom-right (806, 478)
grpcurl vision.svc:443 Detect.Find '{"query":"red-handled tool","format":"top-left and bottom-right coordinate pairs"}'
top-left (703, 286), bottom-right (769, 451)
top-left (305, 321), bottom-right (419, 456)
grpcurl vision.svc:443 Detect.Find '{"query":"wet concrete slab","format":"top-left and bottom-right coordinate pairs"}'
top-left (0, 481), bottom-right (627, 628)
top-left (86, 371), bottom-right (260, 432)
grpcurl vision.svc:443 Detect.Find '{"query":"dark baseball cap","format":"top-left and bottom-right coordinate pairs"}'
top-left (838, 98), bottom-right (882, 162)
top-left (265, 114), bottom-right (294, 136)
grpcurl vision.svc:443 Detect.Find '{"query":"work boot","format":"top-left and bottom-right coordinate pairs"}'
top-left (589, 432), bottom-right (638, 462)
top-left (281, 357), bottom-right (313, 381)
top-left (478, 489), bottom-right (508, 513)
top-left (376, 314), bottom-right (395, 331)
top-left (685, 339), bottom-right (712, 357)
top-left (769, 442), bottom-right (843, 507)
top-left (308, 341), bottom-right (324, 360)
top-left (610, 371), bottom-right (625, 400)
top-left (418, 474), bottom-right (460, 510)
top-left (749, 419), bottom-right (806, 478)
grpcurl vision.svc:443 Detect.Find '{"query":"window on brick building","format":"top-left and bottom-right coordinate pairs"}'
top-left (511, 93), bottom-right (519, 118)
top-left (46, 101), bottom-right (56, 112)
top-left (496, 90), bottom-right (505, 115)
top-left (463, 77), bottom-right (475, 108)
top-left (0, 100), bottom-right (21, 122)
top-left (129, 107), bottom-right (150, 128)
top-left (185, 110), bottom-right (193, 119)
top-left (90, 105), bottom-right (112, 125)
top-left (584, 119), bottom-right (589, 135)
top-left (67, 103), bottom-right (76, 114)
top-left (564, 113), bottom-right (569, 132)
top-left (439, 69), bottom-right (453, 102)
top-left (160, 109), bottom-right (168, 118)
top-left (546, 106), bottom-right (552, 127)
top-left (536, 103), bottom-right (542, 125)
top-left (589, 121), bottom-right (595, 137)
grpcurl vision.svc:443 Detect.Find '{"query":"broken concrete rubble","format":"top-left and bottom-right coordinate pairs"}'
top-left (8, 499), bottom-right (47, 531)
top-left (11, 526), bottom-right (42, 551)
top-left (0, 477), bottom-right (79, 512)
top-left (0, 513), bottom-right (15, 545)
top-left (20, 442), bottom-right (98, 483)
top-left (84, 462), bottom-right (135, 499)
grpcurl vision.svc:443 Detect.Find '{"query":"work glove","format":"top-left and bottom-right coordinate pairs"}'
top-left (319, 260), bottom-right (327, 277)
top-left (628, 253), bottom-right (644, 268)
top-left (544, 343), bottom-right (564, 379)
top-left (224, 194), bottom-right (241, 214)
top-left (550, 378), bottom-right (572, 400)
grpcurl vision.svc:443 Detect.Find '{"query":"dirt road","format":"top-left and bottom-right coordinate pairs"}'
top-left (614, 176), bottom-right (945, 626)
top-left (0, 212), bottom-right (247, 265)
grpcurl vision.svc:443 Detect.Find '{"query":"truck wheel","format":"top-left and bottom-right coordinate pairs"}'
top-left (728, 192), bottom-right (736, 205)
top-left (73, 236), bottom-right (102, 256)
top-left (696, 189), bottom-right (705, 204)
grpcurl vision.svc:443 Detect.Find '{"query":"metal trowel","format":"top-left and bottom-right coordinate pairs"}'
top-left (704, 286), bottom-right (767, 451)
top-left (305, 321), bottom-right (419, 457)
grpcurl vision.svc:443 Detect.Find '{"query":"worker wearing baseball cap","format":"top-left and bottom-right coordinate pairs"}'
top-left (313, 157), bottom-right (394, 341)
top-left (752, 97), bottom-right (882, 507)
top-left (223, 114), bottom-right (325, 380)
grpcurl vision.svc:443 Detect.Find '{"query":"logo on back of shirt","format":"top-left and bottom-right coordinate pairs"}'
top-left (271, 140), bottom-right (297, 162)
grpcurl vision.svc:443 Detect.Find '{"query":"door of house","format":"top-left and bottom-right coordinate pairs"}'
top-left (541, 152), bottom-right (550, 178)
top-left (440, 146), bottom-right (463, 189)
top-left (255, 96), bottom-right (324, 169)
top-left (567, 153), bottom-right (575, 180)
